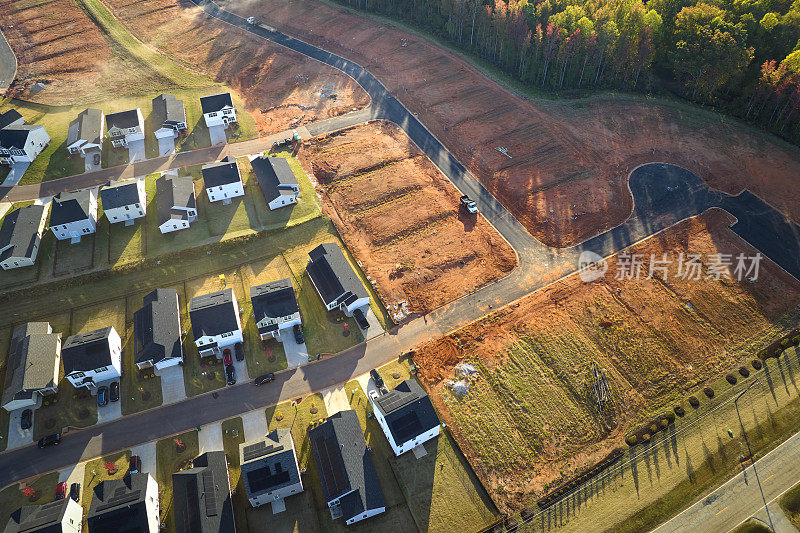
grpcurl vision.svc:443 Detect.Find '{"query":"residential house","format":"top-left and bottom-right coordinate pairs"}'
top-left (5, 498), bottom-right (82, 533)
top-left (200, 93), bottom-right (237, 129)
top-left (87, 473), bottom-right (160, 533)
top-left (250, 280), bottom-right (300, 342)
top-left (133, 289), bottom-right (183, 371)
top-left (172, 451), bottom-right (235, 533)
top-left (189, 288), bottom-right (243, 357)
top-left (66, 108), bottom-right (104, 157)
top-left (156, 172), bottom-right (197, 234)
top-left (306, 243), bottom-right (371, 324)
top-left (239, 429), bottom-right (304, 512)
top-left (50, 189), bottom-right (98, 243)
top-left (1, 322), bottom-right (61, 412)
top-left (0, 110), bottom-right (24, 130)
top-left (309, 410), bottom-right (386, 525)
top-left (0, 124), bottom-right (50, 165)
top-left (105, 108), bottom-right (145, 148)
top-left (152, 94), bottom-right (187, 139)
top-left (100, 178), bottom-right (146, 226)
top-left (61, 327), bottom-right (122, 391)
top-left (250, 155), bottom-right (299, 211)
top-left (0, 204), bottom-right (48, 270)
top-left (370, 379), bottom-right (441, 456)
top-left (201, 157), bottom-right (244, 204)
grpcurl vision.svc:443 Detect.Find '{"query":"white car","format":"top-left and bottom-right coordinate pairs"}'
top-left (246, 16), bottom-right (256, 24)
top-left (368, 389), bottom-right (380, 401)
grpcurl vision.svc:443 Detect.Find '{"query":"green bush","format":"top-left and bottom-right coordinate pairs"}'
top-left (626, 435), bottom-right (637, 446)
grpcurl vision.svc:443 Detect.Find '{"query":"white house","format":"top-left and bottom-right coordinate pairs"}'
top-left (250, 155), bottom-right (299, 210)
top-left (87, 473), bottom-right (159, 533)
top-left (201, 157), bottom-right (244, 204)
top-left (189, 288), bottom-right (243, 358)
top-left (370, 379), bottom-right (441, 456)
top-left (1, 322), bottom-right (61, 413)
top-left (250, 279), bottom-right (301, 342)
top-left (306, 243), bottom-right (371, 321)
top-left (133, 289), bottom-right (183, 372)
top-left (49, 189), bottom-right (97, 243)
top-left (240, 429), bottom-right (304, 512)
top-left (156, 171), bottom-right (197, 233)
top-left (100, 178), bottom-right (146, 226)
top-left (0, 109), bottom-right (24, 129)
top-left (200, 93), bottom-right (237, 129)
top-left (5, 498), bottom-right (83, 533)
top-left (152, 94), bottom-right (187, 139)
top-left (309, 410), bottom-right (386, 525)
top-left (61, 327), bottom-right (122, 391)
top-left (66, 108), bottom-right (104, 156)
top-left (105, 108), bottom-right (145, 148)
top-left (0, 124), bottom-right (50, 165)
top-left (0, 203), bottom-right (48, 271)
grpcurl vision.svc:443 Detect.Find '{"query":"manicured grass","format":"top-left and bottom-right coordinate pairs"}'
top-left (121, 291), bottom-right (165, 415)
top-left (107, 216), bottom-right (146, 266)
top-left (377, 356), bottom-right (415, 390)
top-left (81, 451), bottom-right (131, 529)
top-left (52, 234), bottom-right (96, 277)
top-left (33, 382), bottom-right (98, 441)
top-left (0, 472), bottom-right (59, 523)
top-left (156, 429), bottom-right (199, 531)
top-left (780, 479), bottom-right (800, 529)
top-left (219, 417), bottom-right (249, 532)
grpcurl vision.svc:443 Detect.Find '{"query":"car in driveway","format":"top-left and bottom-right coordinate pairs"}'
top-left (226, 364), bottom-right (236, 385)
top-left (97, 386), bottom-right (108, 406)
top-left (92, 152), bottom-right (101, 166)
top-left (69, 483), bottom-right (80, 502)
top-left (223, 349), bottom-right (233, 366)
top-left (129, 455), bottom-right (141, 474)
top-left (353, 308), bottom-right (370, 330)
top-left (370, 369), bottom-right (384, 389)
top-left (368, 389), bottom-right (380, 402)
top-left (293, 324), bottom-right (304, 344)
top-left (38, 433), bottom-right (61, 448)
top-left (54, 482), bottom-right (67, 501)
top-left (254, 373), bottom-right (275, 386)
top-left (20, 409), bottom-right (32, 430)
top-left (234, 342), bottom-right (244, 361)
top-left (109, 381), bottom-right (120, 402)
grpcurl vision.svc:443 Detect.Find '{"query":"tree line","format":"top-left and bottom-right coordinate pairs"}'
top-left (333, 0), bottom-right (800, 143)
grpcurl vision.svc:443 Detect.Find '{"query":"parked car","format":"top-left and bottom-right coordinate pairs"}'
top-left (460, 194), bottom-right (478, 214)
top-left (369, 369), bottom-right (384, 389)
top-left (109, 381), bottom-right (120, 402)
top-left (97, 386), bottom-right (108, 407)
top-left (246, 16), bottom-right (256, 24)
top-left (69, 482), bottom-right (80, 502)
top-left (226, 364), bottom-right (236, 385)
top-left (234, 342), bottom-right (244, 361)
top-left (293, 324), bottom-right (304, 344)
top-left (353, 308), bottom-right (370, 330)
top-left (254, 373), bottom-right (275, 386)
top-left (38, 433), bottom-right (61, 448)
top-left (20, 409), bottom-right (32, 430)
top-left (129, 455), bottom-right (141, 474)
top-left (368, 389), bottom-right (380, 401)
top-left (54, 482), bottom-right (67, 501)
top-left (223, 349), bottom-right (233, 366)
top-left (92, 152), bottom-right (101, 166)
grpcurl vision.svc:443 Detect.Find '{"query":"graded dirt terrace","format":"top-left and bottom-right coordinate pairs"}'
top-left (300, 121), bottom-right (516, 316)
top-left (218, 0), bottom-right (800, 247)
top-left (412, 209), bottom-right (800, 511)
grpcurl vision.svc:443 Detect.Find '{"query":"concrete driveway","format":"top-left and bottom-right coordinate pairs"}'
top-left (129, 442), bottom-right (156, 475)
top-left (157, 135), bottom-right (176, 157)
top-left (127, 139), bottom-right (146, 163)
top-left (208, 125), bottom-right (227, 146)
top-left (321, 385), bottom-right (350, 416)
top-left (97, 399), bottom-right (122, 424)
top-left (231, 355), bottom-right (249, 383)
top-left (58, 460), bottom-right (85, 495)
top-left (241, 409), bottom-right (267, 441)
top-left (1, 162), bottom-right (30, 186)
top-left (159, 365), bottom-right (187, 405)
top-left (361, 308), bottom-right (384, 341)
top-left (279, 330), bottom-right (308, 368)
top-left (6, 409), bottom-right (33, 450)
top-left (198, 421), bottom-right (223, 454)
top-left (83, 150), bottom-right (101, 173)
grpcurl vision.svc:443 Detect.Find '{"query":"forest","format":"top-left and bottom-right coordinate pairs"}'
top-left (333, 0), bottom-right (800, 143)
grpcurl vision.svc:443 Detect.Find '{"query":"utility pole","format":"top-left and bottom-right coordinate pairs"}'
top-left (734, 380), bottom-right (773, 531)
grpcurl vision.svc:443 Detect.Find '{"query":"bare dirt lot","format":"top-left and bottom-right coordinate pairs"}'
top-left (412, 209), bottom-right (800, 510)
top-left (300, 121), bottom-right (516, 316)
top-left (219, 0), bottom-right (800, 247)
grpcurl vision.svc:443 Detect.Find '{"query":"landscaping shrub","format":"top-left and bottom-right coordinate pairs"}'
top-left (674, 405), bottom-right (685, 417)
top-left (703, 387), bottom-right (715, 398)
top-left (739, 367), bottom-right (750, 378)
top-left (536, 448), bottom-right (624, 506)
top-left (726, 374), bottom-right (738, 385)
top-left (689, 396), bottom-right (700, 408)
top-left (666, 412), bottom-right (676, 423)
top-left (752, 360), bottom-right (763, 370)
top-left (641, 433), bottom-right (651, 442)
top-left (626, 435), bottom-right (637, 446)
top-left (659, 419), bottom-right (669, 429)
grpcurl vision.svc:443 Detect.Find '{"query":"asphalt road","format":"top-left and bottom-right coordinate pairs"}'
top-left (0, 28), bottom-right (16, 92)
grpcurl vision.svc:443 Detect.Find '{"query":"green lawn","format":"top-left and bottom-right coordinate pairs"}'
top-left (33, 382), bottom-right (98, 441)
top-left (178, 281), bottom-right (227, 397)
top-left (156, 429), bottom-right (199, 531)
top-left (81, 451), bottom-right (132, 530)
top-left (121, 292), bottom-right (165, 415)
top-left (0, 472), bottom-right (59, 523)
top-left (781, 479), bottom-right (800, 530)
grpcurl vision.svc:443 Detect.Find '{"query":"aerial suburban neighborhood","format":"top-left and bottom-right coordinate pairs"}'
top-left (0, 0), bottom-right (799, 532)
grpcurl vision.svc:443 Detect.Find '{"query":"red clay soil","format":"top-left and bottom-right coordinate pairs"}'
top-left (219, 0), bottom-right (800, 247)
top-left (413, 209), bottom-right (800, 509)
top-left (299, 121), bottom-right (517, 316)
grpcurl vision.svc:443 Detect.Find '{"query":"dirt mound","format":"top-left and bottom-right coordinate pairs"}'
top-left (415, 336), bottom-right (464, 382)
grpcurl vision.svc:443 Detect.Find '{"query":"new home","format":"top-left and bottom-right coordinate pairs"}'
top-left (87, 473), bottom-right (160, 533)
top-left (189, 288), bottom-right (243, 357)
top-left (250, 155), bottom-right (299, 210)
top-left (133, 289), bottom-right (183, 371)
top-left (200, 93), bottom-right (237, 129)
top-left (306, 243), bottom-right (371, 323)
top-left (0, 109), bottom-right (24, 129)
top-left (201, 157), bottom-right (244, 204)
top-left (105, 108), bottom-right (145, 148)
top-left (240, 429), bottom-right (304, 513)
top-left (100, 178), bottom-right (146, 226)
top-left (66, 108), bottom-right (104, 157)
top-left (156, 172), bottom-right (197, 233)
top-left (152, 94), bottom-right (187, 138)
top-left (309, 410), bottom-right (386, 525)
top-left (0, 204), bottom-right (48, 270)
top-left (172, 451), bottom-right (235, 533)
top-left (1, 322), bottom-right (61, 412)
top-left (370, 379), bottom-right (441, 456)
top-left (61, 327), bottom-right (122, 391)
top-left (5, 498), bottom-right (83, 533)
top-left (49, 189), bottom-right (98, 243)
top-left (0, 123), bottom-right (50, 165)
top-left (250, 279), bottom-right (301, 342)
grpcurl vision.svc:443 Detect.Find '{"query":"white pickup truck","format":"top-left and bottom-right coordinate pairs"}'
top-left (460, 194), bottom-right (478, 214)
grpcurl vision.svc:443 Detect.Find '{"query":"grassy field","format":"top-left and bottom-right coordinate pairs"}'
top-left (80, 451), bottom-right (131, 530)
top-left (780, 480), bottom-right (800, 529)
top-left (156, 429), bottom-right (199, 531)
top-left (0, 472), bottom-right (59, 524)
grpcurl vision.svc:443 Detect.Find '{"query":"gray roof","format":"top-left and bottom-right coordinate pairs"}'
top-left (251, 156), bottom-right (298, 203)
top-left (5, 498), bottom-right (76, 533)
top-left (105, 109), bottom-right (140, 131)
top-left (250, 280), bottom-right (299, 335)
top-left (62, 327), bottom-right (114, 375)
top-left (134, 289), bottom-right (182, 366)
top-left (50, 190), bottom-right (92, 226)
top-left (152, 94), bottom-right (186, 129)
top-left (373, 379), bottom-right (440, 445)
top-left (307, 243), bottom-right (370, 307)
top-left (87, 473), bottom-right (152, 533)
top-left (100, 179), bottom-right (142, 211)
top-left (156, 174), bottom-right (196, 227)
top-left (0, 109), bottom-right (23, 129)
top-left (0, 125), bottom-right (41, 150)
top-left (201, 158), bottom-right (241, 188)
top-left (309, 410), bottom-right (385, 520)
top-left (189, 289), bottom-right (239, 339)
top-left (172, 451), bottom-right (235, 533)
top-left (240, 429), bottom-right (302, 498)
top-left (67, 108), bottom-right (103, 146)
top-left (0, 204), bottom-right (46, 263)
top-left (2, 322), bottom-right (60, 407)
top-left (200, 93), bottom-right (233, 114)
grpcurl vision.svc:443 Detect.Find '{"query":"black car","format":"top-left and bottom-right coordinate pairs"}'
top-left (353, 308), bottom-right (370, 330)
top-left (254, 373), bottom-right (275, 386)
top-left (234, 342), bottom-right (244, 361)
top-left (97, 386), bottom-right (108, 406)
top-left (293, 324), bottom-right (304, 344)
top-left (370, 369), bottom-right (384, 389)
top-left (226, 364), bottom-right (236, 385)
top-left (38, 433), bottom-right (61, 448)
top-left (69, 482), bottom-right (81, 502)
top-left (92, 152), bottom-right (101, 166)
top-left (109, 381), bottom-right (120, 402)
top-left (20, 409), bottom-right (32, 430)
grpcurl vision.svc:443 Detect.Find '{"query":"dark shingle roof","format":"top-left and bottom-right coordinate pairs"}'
top-left (0, 125), bottom-right (39, 149)
top-left (0, 109), bottom-right (23, 129)
top-left (67, 108), bottom-right (103, 146)
top-left (250, 280), bottom-right (299, 334)
top-left (62, 327), bottom-right (114, 374)
top-left (239, 429), bottom-right (302, 498)
top-left (156, 174), bottom-right (196, 226)
top-left (0, 204), bottom-right (46, 263)
top-left (201, 158), bottom-right (241, 188)
top-left (1, 322), bottom-right (60, 407)
top-left (100, 179), bottom-right (142, 210)
top-left (152, 94), bottom-right (186, 128)
top-left (134, 289), bottom-right (182, 366)
top-left (307, 243), bottom-right (369, 307)
top-left (189, 289), bottom-right (239, 338)
top-left (105, 109), bottom-right (141, 131)
top-left (50, 190), bottom-right (92, 226)
top-left (374, 379), bottom-right (440, 445)
top-left (200, 93), bottom-right (233, 114)
top-left (251, 156), bottom-right (298, 203)
top-left (309, 410), bottom-right (385, 520)
top-left (172, 451), bottom-right (235, 533)
top-left (5, 498), bottom-right (75, 532)
top-left (87, 473), bottom-right (152, 533)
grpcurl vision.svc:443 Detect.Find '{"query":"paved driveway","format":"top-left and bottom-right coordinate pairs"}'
top-left (57, 460), bottom-right (85, 492)
top-left (6, 409), bottom-right (33, 450)
top-left (208, 125), bottom-right (227, 146)
top-left (361, 308), bottom-right (384, 341)
top-left (129, 442), bottom-right (156, 475)
top-left (157, 135), bottom-right (176, 157)
top-left (198, 421), bottom-right (223, 454)
top-left (279, 330), bottom-right (308, 368)
top-left (231, 355), bottom-right (249, 383)
top-left (321, 385), bottom-right (350, 416)
top-left (127, 139), bottom-right (146, 163)
top-left (241, 409), bottom-right (267, 441)
top-left (83, 150), bottom-right (101, 173)
top-left (159, 365), bottom-right (187, 405)
top-left (1, 162), bottom-right (30, 186)
top-left (97, 399), bottom-right (122, 424)
top-left (0, 29), bottom-right (17, 92)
